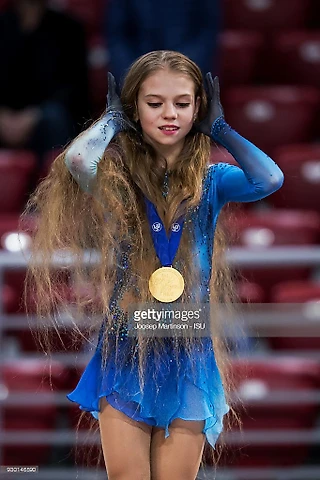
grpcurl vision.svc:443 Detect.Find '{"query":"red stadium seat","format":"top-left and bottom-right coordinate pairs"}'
top-left (224, 0), bottom-right (312, 31)
top-left (0, 214), bottom-right (37, 314)
top-left (226, 210), bottom-right (320, 246)
top-left (236, 279), bottom-right (267, 303)
top-left (19, 277), bottom-right (95, 352)
top-left (273, 280), bottom-right (320, 303)
top-left (0, 214), bottom-right (86, 352)
top-left (17, 319), bottom-right (87, 353)
top-left (0, 150), bottom-right (37, 213)
top-left (2, 284), bottom-right (18, 314)
top-left (270, 280), bottom-right (320, 350)
top-left (270, 31), bottom-right (320, 87)
top-left (219, 358), bottom-right (320, 467)
top-left (223, 86), bottom-right (320, 154)
top-left (271, 144), bottom-right (320, 211)
top-left (2, 360), bottom-right (68, 466)
top-left (18, 279), bottom-right (88, 353)
top-left (219, 31), bottom-right (263, 86)
top-left (223, 209), bottom-right (320, 300)
top-left (0, 214), bottom-right (36, 252)
top-left (0, 214), bottom-right (37, 312)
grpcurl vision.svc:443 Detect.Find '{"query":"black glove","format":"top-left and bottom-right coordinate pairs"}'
top-left (102, 72), bottom-right (129, 131)
top-left (194, 73), bottom-right (284, 204)
top-left (195, 73), bottom-right (224, 138)
top-left (106, 72), bottom-right (123, 112)
top-left (65, 72), bottom-right (133, 193)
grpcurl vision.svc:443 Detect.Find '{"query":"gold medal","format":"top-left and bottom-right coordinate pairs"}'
top-left (149, 266), bottom-right (184, 303)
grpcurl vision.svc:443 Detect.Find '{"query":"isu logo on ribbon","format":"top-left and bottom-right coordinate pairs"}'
top-left (145, 197), bottom-right (185, 302)
top-left (152, 222), bottom-right (162, 232)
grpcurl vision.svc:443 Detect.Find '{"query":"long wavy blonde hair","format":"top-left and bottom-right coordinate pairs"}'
top-left (22, 50), bottom-right (242, 467)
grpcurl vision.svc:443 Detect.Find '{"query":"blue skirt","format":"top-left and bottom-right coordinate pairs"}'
top-left (67, 335), bottom-right (229, 449)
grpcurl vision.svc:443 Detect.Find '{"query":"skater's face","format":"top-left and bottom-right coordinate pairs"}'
top-left (137, 68), bottom-right (200, 161)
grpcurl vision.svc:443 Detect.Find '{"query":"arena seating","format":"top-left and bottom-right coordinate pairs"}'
top-left (269, 31), bottom-right (320, 87)
top-left (2, 360), bottom-right (68, 465)
top-left (0, 213), bottom-right (86, 353)
top-left (221, 357), bottom-right (320, 467)
top-left (224, 0), bottom-right (312, 31)
top-left (223, 209), bottom-right (320, 300)
top-left (269, 280), bottom-right (320, 350)
top-left (219, 31), bottom-right (263, 85)
top-left (270, 144), bottom-right (320, 211)
top-left (223, 86), bottom-right (320, 154)
top-left (13, 275), bottom-right (87, 353)
top-left (0, 214), bottom-right (36, 314)
top-left (236, 279), bottom-right (266, 303)
top-left (0, 150), bottom-right (37, 213)
top-left (225, 209), bottom-right (320, 246)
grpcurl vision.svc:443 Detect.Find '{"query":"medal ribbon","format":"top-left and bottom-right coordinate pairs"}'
top-left (144, 197), bottom-right (184, 267)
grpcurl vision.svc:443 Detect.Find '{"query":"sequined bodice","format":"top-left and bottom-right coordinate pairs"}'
top-left (101, 156), bottom-right (283, 341)
top-left (104, 165), bottom-right (224, 338)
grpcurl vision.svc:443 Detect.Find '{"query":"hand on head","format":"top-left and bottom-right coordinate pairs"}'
top-left (194, 74), bottom-right (224, 137)
top-left (104, 72), bottom-right (137, 133)
top-left (106, 72), bottom-right (123, 113)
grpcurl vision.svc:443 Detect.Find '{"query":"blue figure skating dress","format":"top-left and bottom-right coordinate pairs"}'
top-left (67, 148), bottom-right (284, 449)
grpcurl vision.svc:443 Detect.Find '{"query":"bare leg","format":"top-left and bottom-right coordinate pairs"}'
top-left (98, 397), bottom-right (152, 480)
top-left (150, 418), bottom-right (206, 480)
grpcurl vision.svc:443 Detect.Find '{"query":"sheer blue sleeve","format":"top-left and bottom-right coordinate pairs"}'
top-left (211, 116), bottom-right (284, 204)
top-left (64, 111), bottom-right (125, 194)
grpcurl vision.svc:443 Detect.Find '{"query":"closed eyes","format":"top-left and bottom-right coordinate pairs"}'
top-left (147, 102), bottom-right (191, 108)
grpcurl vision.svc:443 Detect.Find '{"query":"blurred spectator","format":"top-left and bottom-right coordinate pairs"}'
top-left (105, 0), bottom-right (221, 86)
top-left (0, 0), bottom-right (90, 163)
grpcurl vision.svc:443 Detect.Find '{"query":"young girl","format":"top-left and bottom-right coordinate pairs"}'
top-left (25, 51), bottom-right (284, 479)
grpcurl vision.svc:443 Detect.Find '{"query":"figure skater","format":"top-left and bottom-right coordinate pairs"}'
top-left (24, 50), bottom-right (284, 479)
